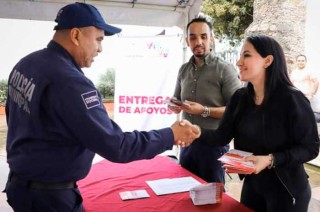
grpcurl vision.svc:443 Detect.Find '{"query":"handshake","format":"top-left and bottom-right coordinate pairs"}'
top-left (171, 119), bottom-right (201, 147)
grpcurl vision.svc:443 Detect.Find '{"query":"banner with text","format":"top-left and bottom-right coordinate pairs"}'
top-left (114, 35), bottom-right (183, 131)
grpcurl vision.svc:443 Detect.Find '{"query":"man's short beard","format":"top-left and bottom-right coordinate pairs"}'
top-left (194, 54), bottom-right (205, 59)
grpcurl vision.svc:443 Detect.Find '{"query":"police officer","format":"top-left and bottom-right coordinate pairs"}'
top-left (4, 3), bottom-right (200, 212)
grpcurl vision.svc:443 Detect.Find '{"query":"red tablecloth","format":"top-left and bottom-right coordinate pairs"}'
top-left (78, 156), bottom-right (252, 212)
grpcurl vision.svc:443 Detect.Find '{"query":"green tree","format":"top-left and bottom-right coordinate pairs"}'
top-left (97, 69), bottom-right (115, 99)
top-left (0, 80), bottom-right (8, 106)
top-left (202, 0), bottom-right (254, 45)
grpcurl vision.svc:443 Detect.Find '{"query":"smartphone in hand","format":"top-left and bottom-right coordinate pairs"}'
top-left (167, 98), bottom-right (190, 107)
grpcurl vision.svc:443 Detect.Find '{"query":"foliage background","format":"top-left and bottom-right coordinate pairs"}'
top-left (0, 80), bottom-right (7, 106)
top-left (202, 0), bottom-right (254, 45)
top-left (96, 69), bottom-right (115, 102)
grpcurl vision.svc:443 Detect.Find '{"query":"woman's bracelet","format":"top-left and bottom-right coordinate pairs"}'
top-left (268, 154), bottom-right (275, 169)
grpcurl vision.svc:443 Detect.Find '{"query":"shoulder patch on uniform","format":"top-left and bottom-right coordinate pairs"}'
top-left (81, 90), bottom-right (100, 109)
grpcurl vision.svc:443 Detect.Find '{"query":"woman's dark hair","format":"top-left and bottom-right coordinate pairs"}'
top-left (245, 34), bottom-right (294, 105)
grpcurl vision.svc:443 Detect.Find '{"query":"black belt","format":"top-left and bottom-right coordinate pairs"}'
top-left (8, 172), bottom-right (76, 190)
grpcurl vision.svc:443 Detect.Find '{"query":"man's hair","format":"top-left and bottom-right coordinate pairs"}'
top-left (186, 16), bottom-right (213, 34)
top-left (296, 54), bottom-right (307, 62)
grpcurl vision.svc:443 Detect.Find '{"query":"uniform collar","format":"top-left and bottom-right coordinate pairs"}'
top-left (47, 40), bottom-right (83, 73)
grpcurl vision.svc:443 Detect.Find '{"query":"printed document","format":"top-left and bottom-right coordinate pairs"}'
top-left (146, 176), bottom-right (201, 195)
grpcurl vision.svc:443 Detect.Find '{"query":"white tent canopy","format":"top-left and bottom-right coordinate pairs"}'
top-left (0, 0), bottom-right (203, 29)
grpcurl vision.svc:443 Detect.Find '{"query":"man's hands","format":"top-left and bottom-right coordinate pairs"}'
top-left (167, 104), bottom-right (182, 114)
top-left (167, 99), bottom-right (203, 115)
top-left (171, 119), bottom-right (201, 147)
top-left (182, 100), bottom-right (205, 115)
top-left (167, 98), bottom-right (201, 147)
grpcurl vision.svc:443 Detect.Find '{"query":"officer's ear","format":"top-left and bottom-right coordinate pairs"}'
top-left (70, 28), bottom-right (81, 46)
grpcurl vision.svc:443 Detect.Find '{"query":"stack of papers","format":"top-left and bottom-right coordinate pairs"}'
top-left (218, 149), bottom-right (255, 174)
top-left (190, 183), bottom-right (223, 205)
top-left (146, 176), bottom-right (201, 195)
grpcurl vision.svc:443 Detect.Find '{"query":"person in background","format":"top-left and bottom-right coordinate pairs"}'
top-left (3, 3), bottom-right (200, 212)
top-left (168, 16), bottom-right (241, 185)
top-left (196, 34), bottom-right (319, 212)
top-left (290, 54), bottom-right (320, 122)
top-left (290, 54), bottom-right (319, 100)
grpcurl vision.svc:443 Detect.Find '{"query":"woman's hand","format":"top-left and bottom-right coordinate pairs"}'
top-left (244, 155), bottom-right (273, 174)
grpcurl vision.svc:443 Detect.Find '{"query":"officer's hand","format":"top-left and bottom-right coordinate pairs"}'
top-left (171, 119), bottom-right (201, 147)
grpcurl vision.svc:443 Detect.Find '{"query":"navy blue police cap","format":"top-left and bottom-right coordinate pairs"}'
top-left (54, 2), bottom-right (121, 36)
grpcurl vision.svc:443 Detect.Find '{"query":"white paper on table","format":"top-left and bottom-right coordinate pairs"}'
top-left (119, 189), bottom-right (150, 200)
top-left (146, 176), bottom-right (202, 195)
